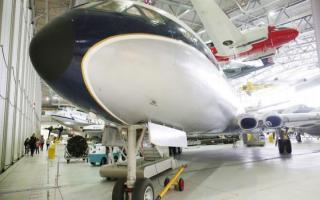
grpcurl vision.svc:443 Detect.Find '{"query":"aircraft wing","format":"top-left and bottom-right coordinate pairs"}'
top-left (242, 48), bottom-right (276, 62)
top-left (191, 0), bottom-right (246, 56)
top-left (259, 112), bottom-right (320, 137)
top-left (278, 112), bottom-right (320, 137)
top-left (279, 113), bottom-right (320, 128)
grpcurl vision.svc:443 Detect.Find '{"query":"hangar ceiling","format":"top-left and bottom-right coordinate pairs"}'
top-left (34, 0), bottom-right (319, 110)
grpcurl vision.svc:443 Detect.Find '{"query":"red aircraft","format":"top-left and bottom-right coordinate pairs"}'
top-left (210, 26), bottom-right (299, 63)
top-left (191, 0), bottom-right (299, 64)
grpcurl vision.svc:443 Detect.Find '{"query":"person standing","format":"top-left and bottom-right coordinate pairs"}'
top-left (29, 134), bottom-right (37, 157)
top-left (39, 135), bottom-right (45, 151)
top-left (24, 138), bottom-right (30, 155)
top-left (35, 138), bottom-right (40, 154)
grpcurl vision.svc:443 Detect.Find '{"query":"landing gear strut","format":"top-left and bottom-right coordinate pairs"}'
top-left (296, 133), bottom-right (302, 143)
top-left (112, 125), bottom-right (154, 200)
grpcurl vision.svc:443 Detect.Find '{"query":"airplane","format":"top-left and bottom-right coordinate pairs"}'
top-left (191, 0), bottom-right (299, 63)
top-left (50, 106), bottom-right (104, 132)
top-left (28, 1), bottom-right (313, 199)
top-left (45, 125), bottom-right (64, 138)
top-left (222, 60), bottom-right (270, 79)
top-left (240, 81), bottom-right (273, 95)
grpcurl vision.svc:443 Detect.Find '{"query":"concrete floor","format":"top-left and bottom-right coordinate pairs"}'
top-left (1, 139), bottom-right (320, 200)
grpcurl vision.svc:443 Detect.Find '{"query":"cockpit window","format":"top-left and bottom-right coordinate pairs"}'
top-left (124, 6), bottom-right (143, 16)
top-left (94, 1), bottom-right (131, 12)
top-left (139, 7), bottom-right (165, 24)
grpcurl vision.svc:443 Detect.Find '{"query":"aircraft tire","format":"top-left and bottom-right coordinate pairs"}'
top-left (278, 140), bottom-right (285, 154)
top-left (285, 140), bottom-right (292, 154)
top-left (112, 178), bottom-right (127, 200)
top-left (296, 134), bottom-right (302, 143)
top-left (132, 178), bottom-right (154, 200)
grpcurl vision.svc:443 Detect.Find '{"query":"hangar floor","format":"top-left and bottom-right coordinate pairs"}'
top-left (1, 140), bottom-right (320, 200)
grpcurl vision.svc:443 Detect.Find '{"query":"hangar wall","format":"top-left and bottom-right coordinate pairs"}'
top-left (0, 0), bottom-right (42, 172)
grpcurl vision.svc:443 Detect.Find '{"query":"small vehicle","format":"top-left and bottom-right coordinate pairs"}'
top-left (246, 133), bottom-right (266, 147)
top-left (88, 144), bottom-right (107, 166)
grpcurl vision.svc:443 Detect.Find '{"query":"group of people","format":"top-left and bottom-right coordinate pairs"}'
top-left (24, 134), bottom-right (50, 157)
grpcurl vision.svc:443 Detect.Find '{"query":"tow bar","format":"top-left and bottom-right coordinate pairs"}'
top-left (155, 164), bottom-right (187, 200)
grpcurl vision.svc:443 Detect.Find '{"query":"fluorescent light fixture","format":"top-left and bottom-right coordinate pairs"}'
top-left (268, 11), bottom-right (276, 17)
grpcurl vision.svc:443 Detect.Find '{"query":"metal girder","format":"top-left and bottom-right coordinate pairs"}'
top-left (155, 0), bottom-right (192, 9)
top-left (178, 8), bottom-right (193, 18)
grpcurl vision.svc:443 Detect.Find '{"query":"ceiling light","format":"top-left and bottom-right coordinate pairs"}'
top-left (268, 11), bottom-right (276, 17)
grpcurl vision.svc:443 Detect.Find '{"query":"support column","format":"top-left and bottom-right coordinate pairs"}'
top-left (312, 0), bottom-right (320, 67)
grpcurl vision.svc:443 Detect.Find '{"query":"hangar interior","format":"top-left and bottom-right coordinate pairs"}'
top-left (1, 0), bottom-right (320, 200)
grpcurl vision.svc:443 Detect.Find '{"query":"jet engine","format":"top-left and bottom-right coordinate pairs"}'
top-left (264, 114), bottom-right (283, 128)
top-left (66, 135), bottom-right (88, 158)
top-left (238, 115), bottom-right (258, 130)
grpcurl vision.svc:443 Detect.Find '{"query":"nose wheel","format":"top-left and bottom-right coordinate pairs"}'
top-left (112, 178), bottom-right (154, 200)
top-left (133, 178), bottom-right (154, 200)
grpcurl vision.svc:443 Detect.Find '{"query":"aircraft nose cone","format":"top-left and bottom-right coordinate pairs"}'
top-left (29, 15), bottom-right (74, 81)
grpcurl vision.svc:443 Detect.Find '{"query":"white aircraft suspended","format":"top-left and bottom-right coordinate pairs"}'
top-left (50, 106), bottom-right (104, 132)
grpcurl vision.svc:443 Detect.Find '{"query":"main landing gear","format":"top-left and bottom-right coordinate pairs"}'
top-left (278, 139), bottom-right (292, 154)
top-left (277, 128), bottom-right (292, 154)
top-left (112, 125), bottom-right (154, 200)
top-left (296, 133), bottom-right (302, 143)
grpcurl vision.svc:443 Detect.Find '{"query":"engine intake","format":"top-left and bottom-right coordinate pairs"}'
top-left (264, 115), bottom-right (282, 128)
top-left (239, 117), bottom-right (258, 130)
top-left (66, 135), bottom-right (88, 157)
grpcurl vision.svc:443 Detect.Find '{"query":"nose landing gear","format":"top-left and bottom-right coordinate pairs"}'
top-left (112, 125), bottom-right (155, 200)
